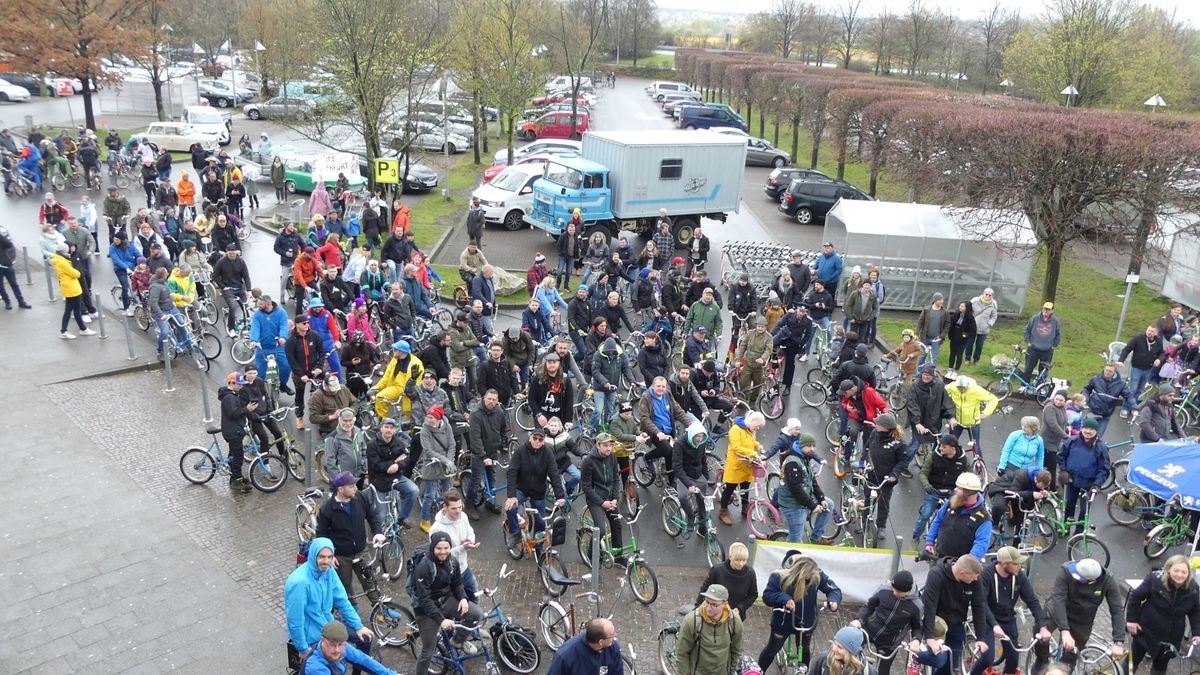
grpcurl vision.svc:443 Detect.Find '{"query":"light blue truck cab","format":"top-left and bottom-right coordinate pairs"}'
top-left (527, 155), bottom-right (613, 235)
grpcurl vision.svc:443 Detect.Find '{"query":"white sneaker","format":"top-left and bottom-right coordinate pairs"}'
top-left (79, 328), bottom-right (98, 336)
top-left (82, 315), bottom-right (92, 323)
top-left (227, 329), bottom-right (237, 338)
top-left (124, 307), bottom-right (136, 317)
top-left (89, 312), bottom-right (99, 319)
top-left (60, 331), bottom-right (77, 339)
top-left (799, 355), bottom-right (808, 362)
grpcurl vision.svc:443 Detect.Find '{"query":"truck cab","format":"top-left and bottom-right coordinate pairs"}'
top-left (526, 156), bottom-right (612, 235)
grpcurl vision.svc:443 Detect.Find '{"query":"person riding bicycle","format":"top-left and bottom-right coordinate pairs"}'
top-left (678, 584), bottom-right (746, 675)
top-left (947, 376), bottom-right (999, 452)
top-left (292, 246), bottom-right (323, 310)
top-left (148, 267), bottom-right (189, 358)
top-left (1137, 384), bottom-right (1186, 443)
top-left (668, 364), bottom-right (707, 422)
top-left (317, 265), bottom-right (354, 315)
top-left (727, 273), bottom-right (758, 338)
top-left (972, 547), bottom-right (1052, 675)
top-left (285, 314), bottom-right (324, 429)
top-left (503, 326), bottom-right (537, 388)
top-left (904, 363), bottom-right (958, 477)
top-left (284, 537), bottom-right (375, 669)
top-left (863, 412), bottom-right (908, 540)
top-left (371, 340), bottom-right (423, 421)
top-left (77, 139), bottom-right (100, 188)
top-left (218, 371), bottom-right (255, 493)
top-left (458, 241), bottom-right (487, 281)
top-left (912, 434), bottom-right (969, 545)
top-left (466, 389), bottom-right (508, 518)
top-left (504, 426), bottom-right (566, 545)
top-left (581, 432), bottom-right (626, 562)
top-left (315, 469), bottom-right (385, 605)
top-left (412, 532), bottom-right (486, 675)
top-left (777, 432), bottom-right (839, 545)
top-left (692, 360), bottom-right (735, 429)
top-left (365, 417), bottom-right (419, 530)
top-left (303, 296), bottom-right (345, 381)
top-left (1082, 362), bottom-right (1138, 436)
top-left (759, 551), bottom-right (842, 670)
top-left (323, 410), bottom-right (369, 482)
top-left (301, 620), bottom-right (395, 675)
top-left (416, 406), bottom-right (456, 532)
top-left (308, 374), bottom-right (354, 439)
top-left (592, 336), bottom-right (638, 431)
top-left (638, 375), bottom-right (689, 477)
top-left (851, 570), bottom-right (922, 675)
top-left (1032, 558), bottom-right (1126, 672)
top-left (409, 370), bottom-right (449, 425)
top-left (529, 351), bottom-right (574, 426)
top-left (683, 325), bottom-right (716, 370)
top-left (250, 294), bottom-right (293, 395)
top-left (986, 468), bottom-right (1052, 542)
top-left (212, 244), bottom-right (252, 337)
top-left (610, 399), bottom-right (645, 479)
top-left (671, 419), bottom-right (714, 545)
top-left (340, 330), bottom-right (380, 399)
top-left (835, 378), bottom-right (888, 471)
top-left (924, 472), bottom-right (991, 560)
top-left (921, 555), bottom-right (989, 675)
top-left (735, 316), bottom-right (774, 397)
top-left (718, 411), bottom-right (766, 526)
top-left (1058, 417), bottom-right (1111, 535)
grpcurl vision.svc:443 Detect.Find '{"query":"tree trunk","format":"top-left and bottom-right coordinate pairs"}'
top-left (1127, 205), bottom-right (1157, 275)
top-left (152, 79), bottom-right (166, 122)
top-left (809, 138), bottom-right (819, 169)
top-left (836, 142), bottom-right (847, 180)
top-left (744, 101), bottom-right (751, 123)
top-left (772, 120), bottom-right (780, 146)
top-left (471, 90), bottom-right (482, 165)
top-left (1042, 239), bottom-right (1065, 304)
top-left (791, 119), bottom-right (800, 160)
top-left (758, 110), bottom-right (765, 138)
top-left (82, 86), bottom-right (97, 131)
top-left (869, 159), bottom-right (879, 197)
top-left (504, 115), bottom-right (516, 164)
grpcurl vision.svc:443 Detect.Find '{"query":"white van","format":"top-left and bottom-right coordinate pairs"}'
top-left (180, 105), bottom-right (232, 146)
top-left (471, 163), bottom-right (544, 231)
top-left (544, 75), bottom-right (593, 94)
top-left (651, 82), bottom-right (697, 101)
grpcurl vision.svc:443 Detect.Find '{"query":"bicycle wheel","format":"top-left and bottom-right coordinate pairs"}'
top-left (133, 306), bottom-right (151, 332)
top-left (285, 445), bottom-right (306, 482)
top-left (1109, 459), bottom-right (1132, 491)
top-left (632, 453), bottom-right (655, 487)
top-left (231, 338), bottom-right (255, 365)
top-left (747, 500), bottom-right (782, 540)
top-left (114, 173), bottom-right (131, 189)
top-left (622, 476), bottom-right (640, 518)
top-left (1025, 514), bottom-right (1057, 553)
top-left (971, 456), bottom-right (990, 486)
top-left (514, 400), bottom-right (534, 431)
top-left (766, 472), bottom-right (782, 500)
top-left (758, 383), bottom-right (785, 420)
top-left (495, 628), bottom-right (539, 674)
top-left (807, 367), bottom-right (829, 384)
top-left (192, 345), bottom-right (210, 372)
top-left (1106, 489), bottom-right (1149, 527)
top-left (576, 510), bottom-right (596, 565)
top-left (295, 502), bottom-right (317, 542)
top-left (985, 377), bottom-right (1013, 401)
top-left (1077, 645), bottom-right (1122, 675)
top-left (1066, 533), bottom-right (1110, 567)
top-left (622, 653), bottom-right (637, 675)
top-left (1180, 405), bottom-right (1194, 430)
top-left (704, 452), bottom-right (724, 483)
top-left (537, 602), bottom-right (570, 651)
top-left (705, 532), bottom-right (726, 566)
top-left (502, 519), bottom-right (524, 560)
top-left (799, 381), bottom-right (829, 407)
top-left (179, 447), bottom-right (218, 484)
top-left (539, 551), bottom-right (569, 597)
top-left (198, 298), bottom-right (219, 326)
top-left (248, 453), bottom-right (288, 492)
top-left (379, 534), bottom-right (405, 581)
top-left (198, 330), bottom-right (222, 360)
top-left (662, 496), bottom-right (684, 536)
top-left (1034, 381), bottom-right (1055, 406)
top-left (1144, 525), bottom-right (1174, 559)
top-left (370, 601), bottom-right (417, 650)
top-left (658, 627), bottom-right (680, 675)
top-left (313, 449), bottom-right (331, 484)
top-left (825, 417), bottom-right (840, 445)
top-left (50, 172), bottom-right (66, 192)
top-left (628, 559), bottom-right (659, 605)
top-left (887, 383), bottom-right (908, 410)
top-left (432, 307), bottom-right (452, 330)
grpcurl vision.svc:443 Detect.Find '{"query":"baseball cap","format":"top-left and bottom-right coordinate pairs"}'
top-left (595, 432), bottom-right (614, 444)
top-left (855, 343), bottom-right (868, 354)
top-left (619, 401), bottom-right (634, 413)
top-left (693, 326), bottom-right (706, 334)
top-left (700, 584), bottom-right (729, 603)
top-left (838, 379), bottom-right (855, 395)
top-left (874, 412), bottom-right (897, 430)
top-left (226, 372), bottom-right (246, 386)
top-left (995, 546), bottom-right (1028, 564)
top-left (1042, 301), bottom-right (1054, 310)
top-left (338, 409), bottom-right (356, 421)
top-left (530, 428), bottom-right (546, 439)
top-left (381, 417), bottom-right (397, 427)
top-left (1072, 558), bottom-right (1103, 581)
top-left (422, 370), bottom-right (437, 380)
top-left (293, 313), bottom-right (309, 324)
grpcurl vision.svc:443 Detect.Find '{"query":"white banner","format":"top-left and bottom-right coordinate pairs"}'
top-left (751, 540), bottom-right (931, 604)
top-left (312, 153), bottom-right (359, 183)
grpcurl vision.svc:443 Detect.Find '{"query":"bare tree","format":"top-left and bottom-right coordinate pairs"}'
top-left (867, 10), bottom-right (896, 75)
top-left (835, 0), bottom-right (865, 69)
top-left (901, 0), bottom-right (936, 76)
top-left (774, 0), bottom-right (807, 58)
top-left (977, 1), bottom-right (1016, 93)
top-left (807, 10), bottom-right (839, 66)
top-left (548, 0), bottom-right (608, 138)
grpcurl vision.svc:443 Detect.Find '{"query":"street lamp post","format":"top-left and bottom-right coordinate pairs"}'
top-left (1061, 84), bottom-right (1079, 107)
top-left (192, 43), bottom-right (205, 104)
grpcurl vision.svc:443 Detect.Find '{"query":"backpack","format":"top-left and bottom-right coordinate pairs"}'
top-left (405, 543), bottom-right (430, 603)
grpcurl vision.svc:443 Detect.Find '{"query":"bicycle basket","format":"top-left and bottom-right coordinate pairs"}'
top-left (752, 462), bottom-right (766, 479)
top-left (990, 354), bottom-right (1018, 372)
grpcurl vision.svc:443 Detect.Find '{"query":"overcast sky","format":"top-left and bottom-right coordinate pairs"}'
top-left (657, 0), bottom-right (1200, 26)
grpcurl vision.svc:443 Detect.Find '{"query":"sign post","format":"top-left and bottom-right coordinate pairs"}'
top-left (373, 158), bottom-right (400, 185)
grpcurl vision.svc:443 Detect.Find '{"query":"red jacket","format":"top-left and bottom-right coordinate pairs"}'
top-left (840, 385), bottom-right (888, 424)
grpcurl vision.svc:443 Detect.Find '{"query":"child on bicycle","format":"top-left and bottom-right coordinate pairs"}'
top-left (609, 401), bottom-right (646, 480)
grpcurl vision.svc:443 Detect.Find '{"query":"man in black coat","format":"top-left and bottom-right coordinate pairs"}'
top-left (218, 372), bottom-right (254, 492)
top-left (316, 471), bottom-right (386, 604)
top-left (904, 363), bottom-right (958, 476)
top-left (0, 226), bottom-right (32, 309)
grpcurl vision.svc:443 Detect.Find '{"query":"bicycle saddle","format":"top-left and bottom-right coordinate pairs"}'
top-left (301, 487), bottom-right (324, 500)
top-left (546, 567), bottom-right (582, 587)
top-left (206, 425), bottom-right (221, 435)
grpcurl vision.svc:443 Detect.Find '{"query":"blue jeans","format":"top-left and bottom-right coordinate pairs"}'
top-left (1096, 414), bottom-right (1113, 438)
top-left (943, 623), bottom-right (966, 675)
top-left (913, 491), bottom-right (950, 540)
top-left (115, 268), bottom-right (131, 309)
top-left (420, 478), bottom-right (451, 521)
top-left (592, 387), bottom-right (617, 430)
top-left (462, 567), bottom-right (478, 601)
top-left (555, 256), bottom-right (573, 289)
top-left (377, 477), bottom-right (420, 525)
top-left (1130, 367), bottom-right (1153, 399)
top-left (506, 489), bottom-right (546, 537)
top-left (561, 463), bottom-right (581, 495)
top-left (967, 333), bottom-right (988, 363)
top-left (254, 345), bottom-right (292, 384)
top-left (155, 308), bottom-right (189, 354)
top-left (781, 501), bottom-right (833, 543)
top-left (570, 331), bottom-right (587, 359)
top-left (952, 424), bottom-right (981, 452)
top-left (919, 339), bottom-right (942, 368)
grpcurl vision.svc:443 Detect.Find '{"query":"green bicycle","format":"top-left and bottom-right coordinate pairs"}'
top-left (1144, 498), bottom-right (1194, 559)
top-left (660, 485), bottom-right (727, 567)
top-left (1037, 489), bottom-right (1111, 567)
top-left (575, 505), bottom-right (659, 605)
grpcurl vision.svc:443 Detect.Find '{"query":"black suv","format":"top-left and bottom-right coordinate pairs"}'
top-left (763, 167), bottom-right (833, 201)
top-left (779, 179), bottom-right (872, 224)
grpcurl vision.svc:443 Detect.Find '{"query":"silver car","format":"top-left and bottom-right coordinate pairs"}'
top-left (244, 97), bottom-right (316, 120)
top-left (745, 137), bottom-right (791, 168)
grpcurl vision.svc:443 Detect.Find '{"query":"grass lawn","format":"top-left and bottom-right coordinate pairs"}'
top-left (619, 53), bottom-right (675, 68)
top-left (431, 264), bottom-right (531, 304)
top-left (405, 159), bottom-right (482, 246)
top-left (876, 251), bottom-right (1170, 390)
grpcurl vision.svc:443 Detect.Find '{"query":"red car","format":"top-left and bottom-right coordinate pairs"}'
top-left (530, 92), bottom-right (592, 107)
top-left (481, 151), bottom-right (576, 183)
top-left (517, 111), bottom-right (589, 141)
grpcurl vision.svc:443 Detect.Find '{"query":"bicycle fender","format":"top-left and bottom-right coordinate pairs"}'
top-left (1144, 522), bottom-right (1170, 543)
top-left (539, 600), bottom-right (567, 618)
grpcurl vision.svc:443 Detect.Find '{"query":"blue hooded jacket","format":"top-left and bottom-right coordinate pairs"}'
top-left (763, 551), bottom-right (843, 634)
top-left (814, 250), bottom-right (843, 286)
top-left (302, 641), bottom-right (393, 675)
top-left (109, 241), bottom-right (139, 272)
top-left (250, 301), bottom-right (289, 346)
top-left (285, 537), bottom-right (363, 652)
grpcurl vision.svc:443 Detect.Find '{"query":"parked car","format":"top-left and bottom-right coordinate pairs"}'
top-left (180, 106), bottom-right (233, 147)
top-left (198, 79), bottom-right (253, 108)
top-left (745, 137), bottom-right (791, 167)
top-left (545, 75), bottom-right (593, 94)
top-left (232, 145), bottom-right (299, 181)
top-left (397, 112), bottom-right (474, 141)
top-left (531, 91), bottom-right (593, 108)
top-left (338, 140), bottom-right (439, 193)
top-left (763, 167), bottom-right (832, 201)
top-left (523, 101), bottom-right (591, 120)
top-left (0, 73), bottom-right (65, 96)
top-left (244, 96), bottom-right (317, 121)
top-left (0, 78), bottom-right (31, 102)
top-left (491, 139), bottom-right (581, 166)
top-left (650, 82), bottom-right (698, 101)
top-left (139, 122), bottom-right (222, 153)
top-left (678, 105), bottom-right (748, 132)
top-left (394, 122), bottom-right (468, 154)
top-left (517, 111), bottom-right (589, 141)
top-left (481, 150), bottom-right (577, 183)
top-left (278, 153), bottom-right (369, 194)
top-left (660, 92), bottom-right (701, 114)
top-left (471, 163), bottom-right (544, 231)
top-left (779, 179), bottom-right (872, 224)
top-left (673, 102), bottom-right (742, 122)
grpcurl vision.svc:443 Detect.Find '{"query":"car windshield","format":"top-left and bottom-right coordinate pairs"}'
top-left (189, 109), bottom-right (223, 124)
top-left (543, 163), bottom-right (583, 190)
top-left (492, 169), bottom-right (531, 191)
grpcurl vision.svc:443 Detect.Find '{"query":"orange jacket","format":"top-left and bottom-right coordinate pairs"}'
top-left (177, 177), bottom-right (196, 206)
top-left (392, 205), bottom-right (411, 236)
top-left (293, 254), bottom-right (323, 287)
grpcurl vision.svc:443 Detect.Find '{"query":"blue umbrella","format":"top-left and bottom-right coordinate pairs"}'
top-left (1129, 441), bottom-right (1200, 506)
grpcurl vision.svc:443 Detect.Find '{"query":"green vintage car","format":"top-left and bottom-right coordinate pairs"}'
top-left (278, 152), bottom-right (368, 194)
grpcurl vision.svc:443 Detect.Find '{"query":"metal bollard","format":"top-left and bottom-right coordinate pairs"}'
top-left (93, 292), bottom-right (108, 339)
top-left (200, 372), bottom-right (213, 422)
top-left (163, 348), bottom-right (175, 392)
top-left (120, 308), bottom-right (136, 360)
top-left (43, 261), bottom-right (56, 302)
top-left (21, 247), bottom-right (31, 284)
top-left (304, 424), bottom-right (315, 486)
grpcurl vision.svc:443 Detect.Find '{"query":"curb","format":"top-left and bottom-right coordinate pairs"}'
top-left (40, 357), bottom-right (164, 385)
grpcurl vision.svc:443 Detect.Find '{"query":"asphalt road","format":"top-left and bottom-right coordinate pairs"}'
top-left (1, 78), bottom-right (1171, 592)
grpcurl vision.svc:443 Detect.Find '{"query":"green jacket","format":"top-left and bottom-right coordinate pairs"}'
top-left (447, 325), bottom-right (479, 369)
top-left (684, 299), bottom-right (721, 337)
top-left (676, 607), bottom-right (743, 675)
top-left (844, 289), bottom-right (877, 324)
top-left (270, 163), bottom-right (286, 188)
top-left (736, 329), bottom-right (773, 366)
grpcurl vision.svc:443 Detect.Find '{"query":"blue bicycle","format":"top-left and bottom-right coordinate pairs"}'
top-left (986, 344), bottom-right (1057, 404)
top-left (477, 564), bottom-right (540, 673)
top-left (179, 426), bottom-right (289, 492)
